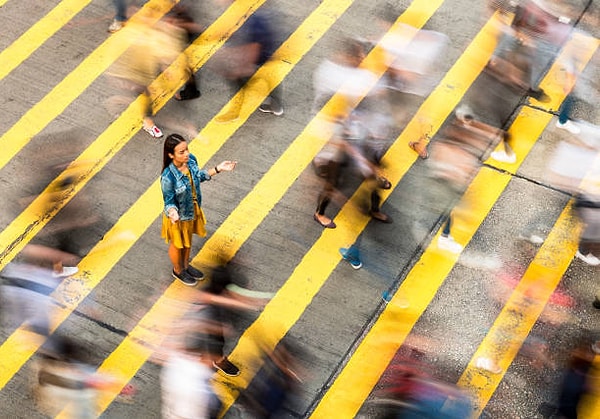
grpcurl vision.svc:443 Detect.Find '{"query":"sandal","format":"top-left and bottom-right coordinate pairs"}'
top-left (143, 125), bottom-right (163, 138)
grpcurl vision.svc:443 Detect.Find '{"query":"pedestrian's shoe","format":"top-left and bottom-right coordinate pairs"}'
top-left (52, 266), bottom-right (79, 278)
top-left (339, 247), bottom-right (362, 270)
top-left (186, 265), bottom-right (205, 280)
top-left (556, 119), bottom-right (581, 135)
top-left (438, 235), bottom-right (463, 254)
top-left (370, 211), bottom-right (392, 223)
top-left (575, 251), bottom-right (600, 266)
top-left (409, 140), bottom-right (429, 159)
top-left (172, 269), bottom-right (198, 286)
top-left (490, 150), bottom-right (516, 164)
top-left (527, 88), bottom-right (550, 103)
top-left (213, 357), bottom-right (240, 377)
top-left (258, 98), bottom-right (284, 116)
top-left (143, 124), bottom-right (163, 138)
top-left (593, 297), bottom-right (600, 310)
top-left (108, 19), bottom-right (125, 33)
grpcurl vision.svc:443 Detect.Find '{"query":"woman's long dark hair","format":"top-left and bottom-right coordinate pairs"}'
top-left (162, 134), bottom-right (187, 171)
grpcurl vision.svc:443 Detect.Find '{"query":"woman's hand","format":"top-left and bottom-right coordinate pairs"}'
top-left (216, 160), bottom-right (237, 173)
top-left (167, 208), bottom-right (179, 224)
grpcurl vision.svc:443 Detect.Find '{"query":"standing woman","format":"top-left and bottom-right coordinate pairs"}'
top-left (161, 134), bottom-right (237, 286)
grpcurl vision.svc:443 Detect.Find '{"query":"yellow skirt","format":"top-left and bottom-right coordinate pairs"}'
top-left (161, 202), bottom-right (207, 249)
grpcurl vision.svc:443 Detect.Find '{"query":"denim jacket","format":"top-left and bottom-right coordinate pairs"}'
top-left (161, 154), bottom-right (211, 221)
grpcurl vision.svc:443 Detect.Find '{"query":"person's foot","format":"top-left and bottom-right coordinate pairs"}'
top-left (172, 269), bottom-right (198, 286)
top-left (174, 89), bottom-right (201, 101)
top-left (142, 124), bottom-right (163, 138)
top-left (438, 235), bottom-right (463, 254)
top-left (409, 140), bottom-right (429, 159)
top-left (186, 265), bottom-right (204, 280)
top-left (108, 19), bottom-right (125, 33)
top-left (213, 357), bottom-right (240, 376)
top-left (527, 88), bottom-right (550, 103)
top-left (593, 297), bottom-right (600, 309)
top-left (313, 213), bottom-right (336, 228)
top-left (490, 150), bottom-right (517, 164)
top-left (339, 247), bottom-right (362, 269)
top-left (52, 266), bottom-right (79, 278)
top-left (370, 211), bottom-right (392, 223)
top-left (258, 99), bottom-right (284, 116)
top-left (575, 251), bottom-right (600, 266)
top-left (556, 119), bottom-right (581, 134)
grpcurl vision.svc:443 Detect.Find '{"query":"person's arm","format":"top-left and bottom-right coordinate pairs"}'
top-left (207, 160), bottom-right (237, 177)
top-left (160, 174), bottom-right (179, 223)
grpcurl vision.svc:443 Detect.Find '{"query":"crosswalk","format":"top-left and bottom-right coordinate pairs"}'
top-left (0, 0), bottom-right (599, 418)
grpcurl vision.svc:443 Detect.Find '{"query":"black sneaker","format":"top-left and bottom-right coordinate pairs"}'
top-left (258, 99), bottom-right (283, 116)
top-left (172, 269), bottom-right (198, 286)
top-left (213, 357), bottom-right (240, 377)
top-left (527, 88), bottom-right (550, 103)
top-left (186, 265), bottom-right (205, 280)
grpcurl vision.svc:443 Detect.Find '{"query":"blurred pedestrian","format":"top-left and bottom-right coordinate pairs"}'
top-left (313, 117), bottom-right (391, 228)
top-left (108, 0), bottom-right (129, 33)
top-left (33, 335), bottom-right (118, 418)
top-left (181, 260), bottom-right (266, 377)
top-left (0, 262), bottom-right (59, 335)
top-left (161, 332), bottom-right (222, 419)
top-left (238, 338), bottom-right (304, 418)
top-left (160, 134), bottom-right (237, 286)
top-left (167, 4), bottom-right (205, 101)
top-left (107, 13), bottom-right (190, 138)
top-left (211, 0), bottom-right (283, 122)
top-left (573, 192), bottom-right (600, 266)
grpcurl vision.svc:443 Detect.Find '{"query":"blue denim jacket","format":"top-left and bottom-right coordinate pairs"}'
top-left (161, 154), bottom-right (211, 221)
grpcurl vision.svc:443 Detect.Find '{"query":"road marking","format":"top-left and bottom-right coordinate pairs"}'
top-left (56, 0), bottom-right (446, 415)
top-left (0, 0), bottom-right (93, 81)
top-left (309, 32), bottom-right (599, 419)
top-left (0, 0), bottom-right (179, 171)
top-left (0, 0), bottom-right (269, 390)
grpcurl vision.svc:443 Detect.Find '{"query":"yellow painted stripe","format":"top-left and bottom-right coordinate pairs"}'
top-left (311, 33), bottom-right (599, 418)
top-left (0, 0), bottom-right (179, 171)
top-left (56, 1), bottom-right (446, 415)
top-left (0, 0), bottom-right (10, 7)
top-left (0, 0), bottom-right (269, 390)
top-left (0, 0), bottom-right (93, 81)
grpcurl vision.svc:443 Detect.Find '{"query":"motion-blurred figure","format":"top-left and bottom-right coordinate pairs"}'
top-left (237, 338), bottom-right (304, 418)
top-left (106, 12), bottom-right (190, 138)
top-left (211, 0), bottom-right (283, 122)
top-left (161, 331), bottom-right (222, 419)
top-left (375, 3), bottom-right (449, 97)
top-left (32, 335), bottom-right (117, 418)
top-left (0, 262), bottom-right (58, 335)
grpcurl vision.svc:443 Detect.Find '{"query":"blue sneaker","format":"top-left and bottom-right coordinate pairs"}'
top-left (339, 247), bottom-right (362, 269)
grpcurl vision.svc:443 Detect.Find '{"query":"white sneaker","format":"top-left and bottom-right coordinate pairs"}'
top-left (438, 235), bottom-right (463, 254)
top-left (556, 120), bottom-right (580, 135)
top-left (575, 251), bottom-right (600, 266)
top-left (108, 19), bottom-right (124, 33)
top-left (490, 150), bottom-right (516, 164)
top-left (52, 266), bottom-right (79, 278)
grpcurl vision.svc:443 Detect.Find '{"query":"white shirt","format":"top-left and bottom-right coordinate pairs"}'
top-left (161, 353), bottom-right (215, 419)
